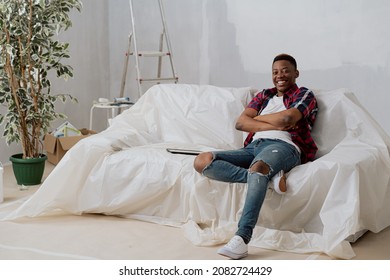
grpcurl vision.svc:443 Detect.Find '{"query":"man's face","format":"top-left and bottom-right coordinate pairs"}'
top-left (272, 60), bottom-right (299, 94)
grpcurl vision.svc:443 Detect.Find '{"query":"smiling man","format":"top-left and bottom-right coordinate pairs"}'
top-left (193, 53), bottom-right (318, 259)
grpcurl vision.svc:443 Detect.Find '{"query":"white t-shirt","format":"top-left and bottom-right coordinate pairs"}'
top-left (252, 95), bottom-right (300, 153)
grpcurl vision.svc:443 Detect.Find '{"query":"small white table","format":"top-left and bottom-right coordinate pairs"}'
top-left (89, 102), bottom-right (133, 130)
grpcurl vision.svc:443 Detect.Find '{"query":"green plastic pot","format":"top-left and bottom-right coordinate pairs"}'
top-left (9, 154), bottom-right (47, 186)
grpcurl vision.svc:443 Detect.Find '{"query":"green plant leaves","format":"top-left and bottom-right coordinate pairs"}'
top-left (0, 0), bottom-right (82, 158)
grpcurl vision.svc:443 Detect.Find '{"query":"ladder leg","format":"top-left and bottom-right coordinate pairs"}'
top-left (158, 0), bottom-right (178, 82)
top-left (157, 33), bottom-right (163, 80)
top-left (129, 0), bottom-right (143, 97)
top-left (119, 33), bottom-right (132, 98)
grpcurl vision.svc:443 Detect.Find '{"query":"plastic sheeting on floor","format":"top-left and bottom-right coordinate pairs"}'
top-left (1, 84), bottom-right (390, 259)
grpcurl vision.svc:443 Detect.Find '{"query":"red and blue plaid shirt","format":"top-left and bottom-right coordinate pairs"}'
top-left (244, 84), bottom-right (318, 163)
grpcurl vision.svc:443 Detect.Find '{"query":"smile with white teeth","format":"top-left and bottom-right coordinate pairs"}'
top-left (277, 81), bottom-right (286, 85)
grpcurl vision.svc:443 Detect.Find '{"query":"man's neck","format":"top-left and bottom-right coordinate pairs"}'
top-left (274, 84), bottom-right (298, 97)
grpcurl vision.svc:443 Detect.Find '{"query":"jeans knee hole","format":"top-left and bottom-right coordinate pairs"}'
top-left (249, 160), bottom-right (270, 175)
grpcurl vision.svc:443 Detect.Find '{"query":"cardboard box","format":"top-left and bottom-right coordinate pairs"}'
top-left (44, 128), bottom-right (96, 165)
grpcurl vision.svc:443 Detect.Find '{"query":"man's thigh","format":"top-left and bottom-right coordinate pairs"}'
top-left (213, 147), bottom-right (254, 169)
top-left (252, 139), bottom-right (300, 177)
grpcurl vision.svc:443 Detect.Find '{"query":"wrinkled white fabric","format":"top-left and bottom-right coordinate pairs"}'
top-left (1, 84), bottom-right (390, 259)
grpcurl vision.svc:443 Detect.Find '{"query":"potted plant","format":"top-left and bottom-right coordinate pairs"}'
top-left (0, 0), bottom-right (82, 185)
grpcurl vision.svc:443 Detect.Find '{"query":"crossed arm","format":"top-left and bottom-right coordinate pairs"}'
top-left (235, 107), bottom-right (303, 133)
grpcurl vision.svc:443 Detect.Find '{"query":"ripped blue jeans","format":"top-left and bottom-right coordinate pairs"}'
top-left (202, 138), bottom-right (301, 243)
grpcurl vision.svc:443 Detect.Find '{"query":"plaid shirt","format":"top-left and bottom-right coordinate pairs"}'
top-left (244, 84), bottom-right (318, 163)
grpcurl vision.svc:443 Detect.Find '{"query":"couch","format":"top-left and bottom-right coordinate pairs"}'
top-left (3, 84), bottom-right (390, 259)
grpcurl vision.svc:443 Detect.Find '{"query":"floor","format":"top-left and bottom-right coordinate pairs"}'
top-left (1, 162), bottom-right (390, 260)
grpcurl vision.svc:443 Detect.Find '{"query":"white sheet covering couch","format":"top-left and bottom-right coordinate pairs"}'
top-left (2, 84), bottom-right (390, 259)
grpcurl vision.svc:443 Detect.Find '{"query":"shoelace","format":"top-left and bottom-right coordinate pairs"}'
top-left (226, 237), bottom-right (244, 249)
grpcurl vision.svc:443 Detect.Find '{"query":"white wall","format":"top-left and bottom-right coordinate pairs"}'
top-left (109, 0), bottom-right (390, 133)
top-left (2, 0), bottom-right (390, 163)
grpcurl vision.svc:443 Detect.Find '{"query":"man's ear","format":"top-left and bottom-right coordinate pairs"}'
top-left (295, 70), bottom-right (300, 78)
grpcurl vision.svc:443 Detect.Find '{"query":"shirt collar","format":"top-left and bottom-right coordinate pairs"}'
top-left (270, 84), bottom-right (299, 97)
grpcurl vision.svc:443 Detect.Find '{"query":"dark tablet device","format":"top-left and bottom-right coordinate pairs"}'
top-left (166, 148), bottom-right (202, 155)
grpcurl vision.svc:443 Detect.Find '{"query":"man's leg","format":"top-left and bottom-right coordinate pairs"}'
top-left (236, 160), bottom-right (270, 243)
top-left (218, 140), bottom-right (300, 259)
top-left (194, 146), bottom-right (254, 183)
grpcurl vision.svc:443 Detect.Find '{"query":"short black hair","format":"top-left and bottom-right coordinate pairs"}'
top-left (273, 54), bottom-right (297, 69)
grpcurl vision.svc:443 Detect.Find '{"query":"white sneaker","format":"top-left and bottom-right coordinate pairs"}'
top-left (217, 235), bottom-right (248, 259)
top-left (272, 170), bottom-right (287, 194)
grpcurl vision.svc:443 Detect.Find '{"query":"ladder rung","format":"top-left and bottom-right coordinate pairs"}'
top-left (139, 77), bottom-right (178, 83)
top-left (129, 51), bottom-right (170, 57)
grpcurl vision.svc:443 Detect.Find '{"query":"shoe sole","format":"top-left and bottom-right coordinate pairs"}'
top-left (217, 248), bottom-right (248, 260)
top-left (278, 174), bottom-right (287, 192)
top-left (273, 172), bottom-right (287, 194)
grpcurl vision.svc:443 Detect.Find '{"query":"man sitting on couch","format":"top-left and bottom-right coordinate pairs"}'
top-left (193, 53), bottom-right (318, 259)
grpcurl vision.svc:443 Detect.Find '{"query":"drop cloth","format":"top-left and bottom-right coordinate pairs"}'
top-left (1, 84), bottom-right (390, 259)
